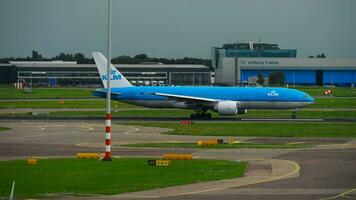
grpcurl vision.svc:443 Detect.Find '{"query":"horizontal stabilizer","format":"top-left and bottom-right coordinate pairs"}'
top-left (92, 89), bottom-right (122, 99)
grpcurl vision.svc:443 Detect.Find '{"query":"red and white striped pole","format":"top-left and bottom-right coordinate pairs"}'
top-left (102, 0), bottom-right (112, 161)
top-left (103, 113), bottom-right (112, 160)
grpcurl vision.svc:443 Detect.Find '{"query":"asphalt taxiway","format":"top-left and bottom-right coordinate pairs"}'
top-left (1, 116), bottom-right (356, 122)
top-left (0, 120), bottom-right (355, 200)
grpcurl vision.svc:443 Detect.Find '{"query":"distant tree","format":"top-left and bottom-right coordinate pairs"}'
top-left (54, 52), bottom-right (74, 61)
top-left (309, 54), bottom-right (326, 58)
top-left (268, 71), bottom-right (285, 86)
top-left (74, 53), bottom-right (85, 64)
top-left (56, 53), bottom-right (66, 60)
top-left (134, 54), bottom-right (148, 60)
top-left (317, 53), bottom-right (325, 58)
top-left (257, 72), bottom-right (265, 85)
top-left (32, 50), bottom-right (42, 61)
top-left (0, 51), bottom-right (212, 67)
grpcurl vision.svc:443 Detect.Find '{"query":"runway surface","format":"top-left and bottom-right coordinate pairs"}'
top-left (1, 116), bottom-right (356, 122)
top-left (0, 120), bottom-right (355, 200)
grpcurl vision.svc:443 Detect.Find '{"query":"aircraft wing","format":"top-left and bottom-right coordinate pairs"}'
top-left (152, 92), bottom-right (219, 103)
top-left (92, 90), bottom-right (122, 99)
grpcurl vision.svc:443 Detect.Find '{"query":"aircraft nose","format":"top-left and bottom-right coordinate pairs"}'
top-left (306, 94), bottom-right (315, 104)
top-left (310, 96), bottom-right (315, 102)
top-left (300, 91), bottom-right (314, 104)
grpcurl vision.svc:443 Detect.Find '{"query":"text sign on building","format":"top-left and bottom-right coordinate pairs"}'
top-left (240, 60), bottom-right (280, 66)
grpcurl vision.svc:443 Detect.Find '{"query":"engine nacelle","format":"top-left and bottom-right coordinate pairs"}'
top-left (214, 101), bottom-right (238, 115)
top-left (214, 101), bottom-right (247, 115)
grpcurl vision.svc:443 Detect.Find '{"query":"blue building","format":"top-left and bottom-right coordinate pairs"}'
top-left (213, 42), bottom-right (356, 86)
top-left (215, 57), bottom-right (356, 86)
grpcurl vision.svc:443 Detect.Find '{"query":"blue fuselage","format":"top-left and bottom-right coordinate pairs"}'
top-left (93, 86), bottom-right (314, 110)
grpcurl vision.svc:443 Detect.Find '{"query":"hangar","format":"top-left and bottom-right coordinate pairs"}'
top-left (0, 61), bottom-right (212, 87)
top-left (212, 42), bottom-right (356, 86)
top-left (217, 57), bottom-right (356, 86)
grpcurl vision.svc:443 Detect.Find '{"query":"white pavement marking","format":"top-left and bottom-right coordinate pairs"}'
top-left (123, 127), bottom-right (140, 135)
top-left (5, 123), bottom-right (93, 140)
top-left (38, 125), bottom-right (45, 131)
top-left (80, 122), bottom-right (94, 131)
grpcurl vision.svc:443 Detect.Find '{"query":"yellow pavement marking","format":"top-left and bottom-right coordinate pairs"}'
top-left (287, 142), bottom-right (306, 145)
top-left (317, 143), bottom-right (356, 149)
top-left (316, 187), bottom-right (356, 200)
top-left (126, 159), bottom-right (301, 199)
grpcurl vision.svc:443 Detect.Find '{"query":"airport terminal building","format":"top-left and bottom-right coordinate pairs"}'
top-left (0, 61), bottom-right (212, 87)
top-left (212, 42), bottom-right (356, 86)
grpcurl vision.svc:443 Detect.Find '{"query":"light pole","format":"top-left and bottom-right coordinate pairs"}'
top-left (102, 0), bottom-right (112, 161)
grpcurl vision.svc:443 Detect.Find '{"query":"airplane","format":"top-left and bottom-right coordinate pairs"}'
top-left (92, 52), bottom-right (314, 119)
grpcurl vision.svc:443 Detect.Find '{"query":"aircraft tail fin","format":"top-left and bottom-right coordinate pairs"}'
top-left (92, 52), bottom-right (132, 88)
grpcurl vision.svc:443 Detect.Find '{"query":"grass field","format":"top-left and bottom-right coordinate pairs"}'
top-left (1, 87), bottom-right (356, 119)
top-left (0, 99), bottom-right (141, 109)
top-left (0, 127), bottom-right (10, 132)
top-left (0, 158), bottom-right (246, 198)
top-left (121, 122), bottom-right (356, 137)
top-left (0, 88), bottom-right (93, 99)
top-left (297, 87), bottom-right (356, 97)
top-left (3, 109), bottom-right (355, 119)
top-left (1, 96), bottom-right (356, 109)
top-left (1, 87), bottom-right (356, 100)
top-left (309, 97), bottom-right (356, 108)
top-left (123, 142), bottom-right (312, 149)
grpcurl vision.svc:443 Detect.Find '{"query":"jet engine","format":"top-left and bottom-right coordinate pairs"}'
top-left (214, 101), bottom-right (237, 115)
top-left (214, 101), bottom-right (247, 115)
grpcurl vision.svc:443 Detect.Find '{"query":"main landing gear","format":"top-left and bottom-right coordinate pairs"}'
top-left (190, 112), bottom-right (212, 119)
top-left (291, 110), bottom-right (297, 119)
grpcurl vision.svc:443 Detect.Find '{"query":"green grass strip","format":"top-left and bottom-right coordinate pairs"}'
top-left (123, 142), bottom-right (312, 149)
top-left (0, 88), bottom-right (93, 99)
top-left (298, 87), bottom-right (356, 97)
top-left (0, 127), bottom-right (10, 131)
top-left (122, 122), bottom-right (356, 137)
top-left (0, 158), bottom-right (246, 198)
top-left (4, 110), bottom-right (355, 119)
top-left (1, 97), bottom-right (356, 109)
top-left (0, 100), bottom-right (140, 109)
top-left (1, 87), bottom-right (356, 99)
top-left (309, 97), bottom-right (356, 108)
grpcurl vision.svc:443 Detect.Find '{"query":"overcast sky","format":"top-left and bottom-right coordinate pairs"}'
top-left (0, 0), bottom-right (355, 59)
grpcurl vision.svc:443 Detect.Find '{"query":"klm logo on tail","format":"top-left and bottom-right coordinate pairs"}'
top-left (93, 52), bottom-right (133, 88)
top-left (101, 74), bottom-right (122, 81)
top-left (100, 68), bottom-right (122, 81)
